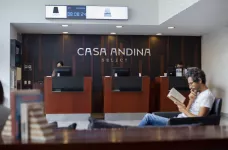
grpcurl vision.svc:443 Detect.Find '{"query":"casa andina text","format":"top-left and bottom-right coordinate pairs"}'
top-left (77, 48), bottom-right (151, 63)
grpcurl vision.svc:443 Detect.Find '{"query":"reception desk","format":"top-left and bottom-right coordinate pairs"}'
top-left (155, 76), bottom-right (189, 111)
top-left (44, 76), bottom-right (92, 114)
top-left (103, 76), bottom-right (150, 113)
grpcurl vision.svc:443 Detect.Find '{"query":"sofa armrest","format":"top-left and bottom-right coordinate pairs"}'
top-left (169, 115), bottom-right (221, 126)
top-left (154, 112), bottom-right (180, 118)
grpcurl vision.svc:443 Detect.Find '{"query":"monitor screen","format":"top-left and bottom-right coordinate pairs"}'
top-left (52, 76), bottom-right (84, 92)
top-left (167, 66), bottom-right (176, 76)
top-left (112, 67), bottom-right (130, 77)
top-left (54, 66), bottom-right (72, 77)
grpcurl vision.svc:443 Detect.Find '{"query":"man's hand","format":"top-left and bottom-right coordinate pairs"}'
top-left (177, 104), bottom-right (187, 113)
top-left (174, 101), bottom-right (187, 113)
top-left (189, 89), bottom-right (197, 101)
top-left (174, 100), bottom-right (185, 107)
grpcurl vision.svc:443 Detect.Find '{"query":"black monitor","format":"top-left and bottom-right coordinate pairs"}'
top-left (52, 76), bottom-right (84, 92)
top-left (168, 76), bottom-right (189, 91)
top-left (167, 66), bottom-right (176, 76)
top-left (112, 67), bottom-right (130, 77)
top-left (54, 66), bottom-right (72, 77)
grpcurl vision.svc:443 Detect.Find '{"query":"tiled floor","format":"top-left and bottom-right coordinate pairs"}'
top-left (46, 113), bottom-right (141, 130)
top-left (46, 114), bottom-right (228, 130)
top-left (219, 117), bottom-right (228, 125)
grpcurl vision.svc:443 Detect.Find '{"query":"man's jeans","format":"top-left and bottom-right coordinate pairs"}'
top-left (138, 113), bottom-right (169, 127)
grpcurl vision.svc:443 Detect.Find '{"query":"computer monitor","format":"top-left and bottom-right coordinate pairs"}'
top-left (167, 66), bottom-right (176, 76)
top-left (168, 76), bottom-right (189, 90)
top-left (52, 76), bottom-right (84, 92)
top-left (112, 67), bottom-right (130, 77)
top-left (54, 66), bottom-right (72, 77)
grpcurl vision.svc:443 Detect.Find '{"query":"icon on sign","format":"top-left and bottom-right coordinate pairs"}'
top-left (53, 7), bottom-right (59, 14)
top-left (52, 6), bottom-right (61, 17)
top-left (104, 8), bottom-right (111, 17)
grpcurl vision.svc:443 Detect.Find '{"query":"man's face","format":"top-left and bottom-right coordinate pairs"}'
top-left (57, 63), bottom-right (62, 67)
top-left (188, 77), bottom-right (201, 92)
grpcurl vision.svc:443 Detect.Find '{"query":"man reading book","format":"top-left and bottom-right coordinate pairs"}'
top-left (138, 67), bottom-right (215, 127)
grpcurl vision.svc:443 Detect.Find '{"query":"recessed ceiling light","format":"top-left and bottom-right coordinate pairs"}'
top-left (63, 32), bottom-right (68, 34)
top-left (156, 33), bottom-right (162, 35)
top-left (62, 25), bottom-right (68, 27)
top-left (110, 32), bottom-right (116, 35)
top-left (168, 26), bottom-right (175, 29)
top-left (116, 25), bottom-right (123, 28)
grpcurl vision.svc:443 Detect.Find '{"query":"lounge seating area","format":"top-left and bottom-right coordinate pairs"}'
top-left (87, 99), bottom-right (221, 129)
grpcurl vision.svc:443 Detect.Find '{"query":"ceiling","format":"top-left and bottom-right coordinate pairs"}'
top-left (13, 0), bottom-right (228, 36)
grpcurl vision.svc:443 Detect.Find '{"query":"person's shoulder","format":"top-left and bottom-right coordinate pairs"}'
top-left (201, 89), bottom-right (215, 100)
top-left (205, 89), bottom-right (214, 96)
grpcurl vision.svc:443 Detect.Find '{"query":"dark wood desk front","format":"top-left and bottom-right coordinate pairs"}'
top-left (103, 76), bottom-right (150, 113)
top-left (44, 77), bottom-right (92, 114)
top-left (1, 126), bottom-right (228, 150)
top-left (155, 77), bottom-right (189, 111)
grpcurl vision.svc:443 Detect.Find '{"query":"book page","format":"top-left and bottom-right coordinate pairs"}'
top-left (167, 88), bottom-right (186, 103)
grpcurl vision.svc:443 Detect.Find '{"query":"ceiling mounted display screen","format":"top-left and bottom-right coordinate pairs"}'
top-left (67, 6), bottom-right (86, 19)
top-left (46, 6), bottom-right (67, 18)
top-left (86, 6), bottom-right (128, 20)
top-left (45, 5), bottom-right (128, 20)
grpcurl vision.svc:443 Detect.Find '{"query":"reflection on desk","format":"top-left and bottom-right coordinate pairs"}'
top-left (1, 126), bottom-right (228, 150)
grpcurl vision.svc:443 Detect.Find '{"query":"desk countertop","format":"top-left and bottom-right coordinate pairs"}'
top-left (1, 126), bottom-right (228, 150)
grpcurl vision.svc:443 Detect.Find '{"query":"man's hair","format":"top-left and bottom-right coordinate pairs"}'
top-left (185, 67), bottom-right (206, 84)
top-left (0, 80), bottom-right (4, 105)
top-left (57, 61), bottom-right (64, 66)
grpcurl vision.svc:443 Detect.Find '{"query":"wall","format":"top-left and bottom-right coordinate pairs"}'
top-left (10, 24), bottom-right (18, 40)
top-left (0, 0), bottom-right (159, 107)
top-left (0, 23), bottom-right (10, 108)
top-left (158, 0), bottom-right (200, 24)
top-left (202, 27), bottom-right (228, 113)
top-left (1, 24), bottom-right (18, 108)
top-left (22, 34), bottom-right (201, 112)
top-left (1, 0), bottom-right (158, 25)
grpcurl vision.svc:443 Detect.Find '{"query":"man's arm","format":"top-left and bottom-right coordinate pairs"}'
top-left (186, 90), bottom-right (197, 110)
top-left (186, 100), bottom-right (194, 111)
top-left (180, 106), bottom-right (210, 117)
top-left (178, 95), bottom-right (213, 117)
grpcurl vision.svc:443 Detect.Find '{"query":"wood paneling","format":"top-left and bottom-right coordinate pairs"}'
top-left (44, 77), bottom-right (92, 114)
top-left (103, 76), bottom-right (150, 113)
top-left (22, 34), bottom-right (201, 113)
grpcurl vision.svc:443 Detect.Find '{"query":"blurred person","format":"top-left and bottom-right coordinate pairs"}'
top-left (52, 61), bottom-right (64, 77)
top-left (0, 80), bottom-right (10, 131)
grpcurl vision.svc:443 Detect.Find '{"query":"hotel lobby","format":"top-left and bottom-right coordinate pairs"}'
top-left (1, 0), bottom-right (228, 149)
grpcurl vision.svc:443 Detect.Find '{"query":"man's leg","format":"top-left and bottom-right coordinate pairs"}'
top-left (138, 113), bottom-right (169, 127)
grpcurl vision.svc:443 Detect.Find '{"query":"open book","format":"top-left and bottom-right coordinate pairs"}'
top-left (167, 88), bottom-right (186, 104)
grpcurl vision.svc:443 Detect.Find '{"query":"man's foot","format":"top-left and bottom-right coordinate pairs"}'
top-left (49, 121), bottom-right (58, 128)
top-left (68, 123), bottom-right (77, 130)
